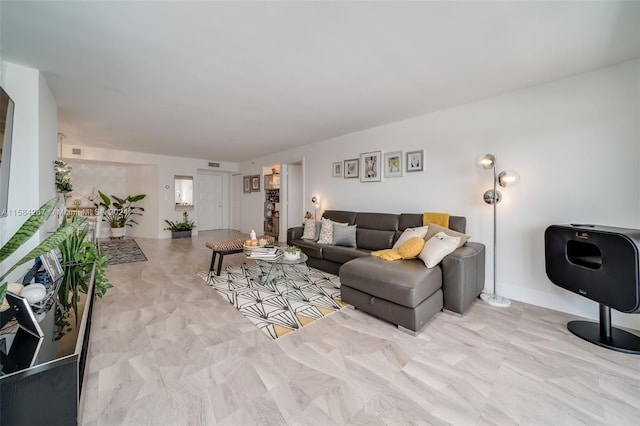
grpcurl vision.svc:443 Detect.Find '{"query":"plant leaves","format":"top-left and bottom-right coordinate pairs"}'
top-left (98, 191), bottom-right (111, 207)
top-left (0, 198), bottom-right (58, 264)
top-left (128, 194), bottom-right (146, 202)
top-left (0, 217), bottom-right (85, 283)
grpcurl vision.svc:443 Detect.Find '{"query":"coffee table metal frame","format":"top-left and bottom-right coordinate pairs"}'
top-left (252, 252), bottom-right (309, 290)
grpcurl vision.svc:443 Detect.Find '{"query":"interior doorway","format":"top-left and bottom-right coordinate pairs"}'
top-left (197, 172), bottom-right (227, 230)
top-left (279, 161), bottom-right (304, 242)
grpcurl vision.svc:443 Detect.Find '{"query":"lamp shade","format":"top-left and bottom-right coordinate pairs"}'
top-left (477, 153), bottom-right (496, 170)
top-left (498, 170), bottom-right (520, 187)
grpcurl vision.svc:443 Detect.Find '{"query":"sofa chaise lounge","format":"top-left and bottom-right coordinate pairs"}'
top-left (287, 210), bottom-right (485, 334)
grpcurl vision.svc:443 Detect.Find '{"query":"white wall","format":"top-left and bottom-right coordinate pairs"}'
top-left (0, 62), bottom-right (57, 281)
top-left (65, 162), bottom-right (128, 208)
top-left (60, 146), bottom-right (238, 238)
top-left (239, 60), bottom-right (640, 330)
top-left (126, 165), bottom-right (158, 239)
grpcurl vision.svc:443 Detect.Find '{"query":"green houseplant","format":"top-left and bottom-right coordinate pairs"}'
top-left (164, 211), bottom-right (196, 238)
top-left (54, 160), bottom-right (73, 193)
top-left (97, 191), bottom-right (146, 238)
top-left (57, 215), bottom-right (112, 321)
top-left (283, 245), bottom-right (301, 260)
top-left (0, 198), bottom-right (84, 304)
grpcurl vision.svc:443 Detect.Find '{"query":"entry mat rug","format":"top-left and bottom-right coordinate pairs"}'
top-left (100, 237), bottom-right (148, 265)
top-left (198, 263), bottom-right (347, 339)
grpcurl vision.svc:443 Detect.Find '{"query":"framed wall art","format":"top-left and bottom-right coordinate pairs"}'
top-left (40, 250), bottom-right (64, 283)
top-left (344, 159), bottom-right (359, 179)
top-left (243, 176), bottom-right (251, 193)
top-left (406, 150), bottom-right (424, 172)
top-left (332, 161), bottom-right (342, 177)
top-left (360, 151), bottom-right (381, 182)
top-left (384, 151), bottom-right (403, 178)
top-left (251, 175), bottom-right (261, 192)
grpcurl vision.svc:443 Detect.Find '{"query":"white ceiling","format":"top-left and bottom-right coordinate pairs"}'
top-left (2, 1), bottom-right (638, 162)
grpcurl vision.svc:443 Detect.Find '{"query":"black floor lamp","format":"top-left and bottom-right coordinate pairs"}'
top-left (477, 153), bottom-right (520, 308)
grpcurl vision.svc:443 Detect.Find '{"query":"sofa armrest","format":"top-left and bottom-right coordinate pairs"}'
top-left (287, 226), bottom-right (304, 245)
top-left (440, 241), bottom-right (485, 315)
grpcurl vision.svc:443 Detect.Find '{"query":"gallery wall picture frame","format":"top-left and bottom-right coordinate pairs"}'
top-left (332, 161), bottom-right (343, 177)
top-left (343, 159), bottom-right (359, 179)
top-left (243, 176), bottom-right (251, 193)
top-left (40, 250), bottom-right (64, 283)
top-left (251, 175), bottom-right (261, 192)
top-left (384, 151), bottom-right (403, 178)
top-left (406, 150), bottom-right (424, 172)
top-left (360, 151), bottom-right (382, 182)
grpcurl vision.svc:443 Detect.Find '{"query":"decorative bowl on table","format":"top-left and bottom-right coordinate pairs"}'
top-left (283, 246), bottom-right (301, 261)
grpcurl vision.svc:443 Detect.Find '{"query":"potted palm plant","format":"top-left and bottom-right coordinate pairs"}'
top-left (96, 191), bottom-right (146, 238)
top-left (164, 211), bottom-right (196, 238)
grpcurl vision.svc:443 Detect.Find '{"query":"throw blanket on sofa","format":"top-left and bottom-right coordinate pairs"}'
top-left (422, 212), bottom-right (450, 228)
top-left (371, 236), bottom-right (425, 261)
top-left (371, 249), bottom-right (403, 261)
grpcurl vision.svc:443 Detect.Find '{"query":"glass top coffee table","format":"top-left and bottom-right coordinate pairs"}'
top-left (251, 251), bottom-right (309, 291)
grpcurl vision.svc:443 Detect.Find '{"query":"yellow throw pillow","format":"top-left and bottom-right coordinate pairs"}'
top-left (371, 249), bottom-right (403, 261)
top-left (398, 236), bottom-right (425, 259)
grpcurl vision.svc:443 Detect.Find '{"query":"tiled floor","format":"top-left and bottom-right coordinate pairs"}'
top-left (81, 230), bottom-right (640, 425)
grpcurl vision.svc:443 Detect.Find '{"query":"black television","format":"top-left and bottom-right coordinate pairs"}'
top-left (0, 84), bottom-right (15, 218)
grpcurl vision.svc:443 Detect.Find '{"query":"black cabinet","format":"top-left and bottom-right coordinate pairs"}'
top-left (0, 267), bottom-right (96, 425)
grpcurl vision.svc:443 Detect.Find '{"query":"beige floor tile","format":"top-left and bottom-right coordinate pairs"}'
top-left (82, 230), bottom-right (640, 425)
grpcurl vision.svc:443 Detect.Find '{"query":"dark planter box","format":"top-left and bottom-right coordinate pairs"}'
top-left (171, 230), bottom-right (192, 239)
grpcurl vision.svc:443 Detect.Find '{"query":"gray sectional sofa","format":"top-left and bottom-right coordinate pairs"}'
top-left (287, 210), bottom-right (485, 334)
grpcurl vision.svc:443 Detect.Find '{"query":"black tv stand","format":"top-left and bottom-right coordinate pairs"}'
top-left (568, 304), bottom-right (640, 355)
top-left (1, 266), bottom-right (96, 425)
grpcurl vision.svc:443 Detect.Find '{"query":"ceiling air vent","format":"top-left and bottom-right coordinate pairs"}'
top-left (72, 148), bottom-right (82, 155)
top-left (208, 162), bottom-right (220, 168)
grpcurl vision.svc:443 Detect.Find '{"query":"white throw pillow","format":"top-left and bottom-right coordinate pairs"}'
top-left (418, 231), bottom-right (461, 268)
top-left (392, 226), bottom-right (429, 249)
top-left (317, 218), bottom-right (335, 244)
top-left (301, 218), bottom-right (318, 240)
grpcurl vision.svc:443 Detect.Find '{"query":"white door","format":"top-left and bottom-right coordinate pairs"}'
top-left (198, 174), bottom-right (223, 230)
top-left (279, 162), bottom-right (304, 242)
top-left (287, 163), bottom-right (303, 227)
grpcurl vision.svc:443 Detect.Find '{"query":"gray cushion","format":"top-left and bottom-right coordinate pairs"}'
top-left (356, 228), bottom-right (396, 250)
top-left (323, 210), bottom-right (357, 225)
top-left (340, 256), bottom-right (442, 308)
top-left (354, 212), bottom-right (399, 231)
top-left (398, 214), bottom-right (423, 231)
top-left (322, 245), bottom-right (369, 264)
top-left (333, 224), bottom-right (357, 248)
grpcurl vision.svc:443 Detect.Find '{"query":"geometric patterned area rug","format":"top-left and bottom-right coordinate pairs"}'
top-left (100, 237), bottom-right (148, 265)
top-left (198, 263), bottom-right (347, 339)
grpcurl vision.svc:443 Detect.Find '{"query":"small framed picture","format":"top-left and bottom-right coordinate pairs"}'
top-left (243, 176), bottom-right (251, 193)
top-left (251, 175), bottom-right (261, 192)
top-left (384, 151), bottom-right (403, 178)
top-left (406, 150), bottom-right (424, 172)
top-left (360, 151), bottom-right (382, 182)
top-left (40, 250), bottom-right (64, 283)
top-left (332, 161), bottom-right (342, 177)
top-left (344, 159), bottom-right (359, 179)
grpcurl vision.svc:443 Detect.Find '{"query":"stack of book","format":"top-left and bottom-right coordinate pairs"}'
top-left (248, 247), bottom-right (283, 260)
